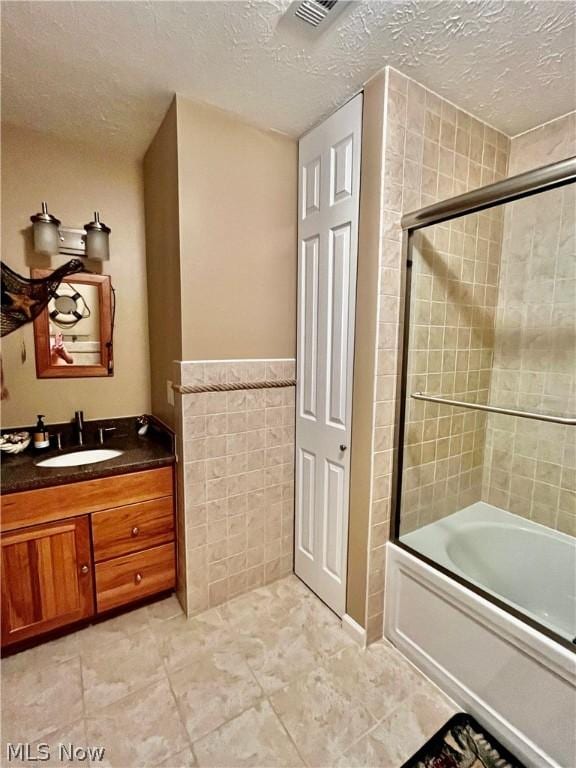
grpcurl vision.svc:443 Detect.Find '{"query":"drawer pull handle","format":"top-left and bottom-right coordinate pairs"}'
top-left (80, 564), bottom-right (90, 575)
top-left (134, 572), bottom-right (143, 584)
top-left (131, 526), bottom-right (140, 537)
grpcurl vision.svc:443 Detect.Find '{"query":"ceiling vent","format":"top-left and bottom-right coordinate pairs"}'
top-left (294, 0), bottom-right (338, 27)
top-left (282, 0), bottom-right (352, 36)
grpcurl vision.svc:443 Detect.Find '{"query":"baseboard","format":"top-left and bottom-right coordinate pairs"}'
top-left (342, 614), bottom-right (367, 648)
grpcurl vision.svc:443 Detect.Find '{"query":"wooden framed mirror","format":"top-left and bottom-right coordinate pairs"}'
top-left (32, 269), bottom-right (113, 378)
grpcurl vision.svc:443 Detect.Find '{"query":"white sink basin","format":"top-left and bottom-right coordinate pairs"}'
top-left (36, 449), bottom-right (123, 468)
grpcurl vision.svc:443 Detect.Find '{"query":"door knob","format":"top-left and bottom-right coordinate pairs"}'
top-left (80, 564), bottom-right (89, 574)
top-left (339, 444), bottom-right (347, 452)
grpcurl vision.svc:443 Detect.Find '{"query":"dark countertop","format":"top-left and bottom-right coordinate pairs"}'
top-left (1, 416), bottom-right (175, 494)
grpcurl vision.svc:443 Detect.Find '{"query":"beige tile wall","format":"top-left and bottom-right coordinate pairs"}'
top-left (366, 67), bottom-right (510, 641)
top-left (483, 115), bottom-right (576, 535)
top-left (174, 360), bottom-right (296, 615)
top-left (401, 206), bottom-right (505, 533)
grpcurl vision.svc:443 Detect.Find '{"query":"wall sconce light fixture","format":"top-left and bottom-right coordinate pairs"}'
top-left (30, 202), bottom-right (111, 261)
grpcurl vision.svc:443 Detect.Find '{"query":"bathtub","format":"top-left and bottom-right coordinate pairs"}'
top-left (385, 503), bottom-right (576, 768)
top-left (401, 502), bottom-right (576, 642)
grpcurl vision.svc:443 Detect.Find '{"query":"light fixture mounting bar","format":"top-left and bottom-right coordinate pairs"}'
top-left (58, 227), bottom-right (86, 256)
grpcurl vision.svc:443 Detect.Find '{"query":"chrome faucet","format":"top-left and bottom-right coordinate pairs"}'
top-left (74, 410), bottom-right (84, 446)
top-left (97, 425), bottom-right (117, 445)
top-left (50, 432), bottom-right (63, 450)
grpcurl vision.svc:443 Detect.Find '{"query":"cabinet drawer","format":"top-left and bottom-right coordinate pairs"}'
top-left (2, 467), bottom-right (174, 532)
top-left (92, 497), bottom-right (174, 561)
top-left (95, 544), bottom-right (175, 613)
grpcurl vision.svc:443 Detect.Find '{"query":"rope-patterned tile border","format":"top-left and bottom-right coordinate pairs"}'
top-left (173, 378), bottom-right (296, 394)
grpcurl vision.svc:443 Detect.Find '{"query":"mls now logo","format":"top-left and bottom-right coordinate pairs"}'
top-left (6, 743), bottom-right (105, 762)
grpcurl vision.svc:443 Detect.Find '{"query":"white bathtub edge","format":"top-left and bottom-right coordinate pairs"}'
top-left (384, 542), bottom-right (576, 768)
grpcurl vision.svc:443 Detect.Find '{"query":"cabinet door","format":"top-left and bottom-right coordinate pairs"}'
top-left (1, 516), bottom-right (94, 647)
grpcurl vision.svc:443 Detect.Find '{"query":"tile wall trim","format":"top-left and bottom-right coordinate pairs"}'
top-left (174, 379), bottom-right (296, 395)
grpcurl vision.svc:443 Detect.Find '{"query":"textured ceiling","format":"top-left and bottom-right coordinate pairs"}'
top-left (2, 0), bottom-right (575, 157)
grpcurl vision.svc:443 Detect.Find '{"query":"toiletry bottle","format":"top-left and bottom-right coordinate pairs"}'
top-left (33, 415), bottom-right (50, 450)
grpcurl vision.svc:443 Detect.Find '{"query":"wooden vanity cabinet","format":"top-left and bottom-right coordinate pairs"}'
top-left (1, 516), bottom-right (94, 647)
top-left (1, 466), bottom-right (175, 650)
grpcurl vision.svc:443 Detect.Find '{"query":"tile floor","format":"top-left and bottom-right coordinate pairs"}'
top-left (1, 576), bottom-right (456, 767)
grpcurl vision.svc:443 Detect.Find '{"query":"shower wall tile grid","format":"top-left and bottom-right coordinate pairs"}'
top-left (174, 359), bottom-right (296, 616)
top-left (366, 67), bottom-right (510, 642)
top-left (483, 132), bottom-right (575, 535)
top-left (404, 210), bottom-right (503, 526)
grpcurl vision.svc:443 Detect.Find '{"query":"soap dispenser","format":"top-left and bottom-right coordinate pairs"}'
top-left (33, 415), bottom-right (50, 450)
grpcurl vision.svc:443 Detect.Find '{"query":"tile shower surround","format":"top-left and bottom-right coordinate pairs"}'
top-left (482, 117), bottom-right (576, 536)
top-left (365, 68), bottom-right (510, 642)
top-left (175, 359), bottom-right (296, 615)
top-left (403, 208), bottom-right (504, 532)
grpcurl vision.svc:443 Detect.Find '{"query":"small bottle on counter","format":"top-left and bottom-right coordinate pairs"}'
top-left (33, 414), bottom-right (50, 450)
top-left (136, 415), bottom-right (149, 436)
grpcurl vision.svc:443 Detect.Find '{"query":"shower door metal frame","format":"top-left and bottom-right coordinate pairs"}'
top-left (390, 155), bottom-right (576, 652)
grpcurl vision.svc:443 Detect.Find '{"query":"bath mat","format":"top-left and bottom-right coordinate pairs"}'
top-left (401, 712), bottom-right (525, 768)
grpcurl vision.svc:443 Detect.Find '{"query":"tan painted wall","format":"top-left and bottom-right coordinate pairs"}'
top-left (176, 96), bottom-right (297, 360)
top-left (1, 123), bottom-right (150, 428)
top-left (143, 100), bottom-right (182, 428)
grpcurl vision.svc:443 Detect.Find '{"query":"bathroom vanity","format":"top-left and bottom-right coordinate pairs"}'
top-left (0, 419), bottom-right (176, 650)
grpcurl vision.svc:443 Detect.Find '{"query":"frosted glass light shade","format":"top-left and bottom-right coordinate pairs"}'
top-left (33, 220), bottom-right (60, 256)
top-left (85, 228), bottom-right (110, 261)
top-left (84, 211), bottom-right (111, 261)
top-left (30, 202), bottom-right (61, 256)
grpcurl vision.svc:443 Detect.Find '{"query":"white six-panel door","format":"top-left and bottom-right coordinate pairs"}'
top-left (295, 93), bottom-right (362, 616)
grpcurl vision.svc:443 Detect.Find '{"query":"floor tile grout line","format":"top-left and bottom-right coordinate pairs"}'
top-left (160, 648), bottom-right (200, 767)
top-left (77, 606), bottom-right (150, 653)
top-left (266, 692), bottom-right (312, 768)
top-left (388, 645), bottom-right (459, 709)
top-left (150, 582), bottom-right (342, 760)
top-left (78, 654), bottom-right (88, 723)
top-left (338, 697), bottom-right (400, 760)
top-left (6, 578), bottom-right (453, 768)
top-left (83, 672), bottom-right (168, 718)
top-left (7, 713), bottom-right (88, 754)
top-left (246, 612), bottom-right (438, 766)
top-left (340, 686), bottom-right (457, 763)
top-left (80, 623), bottom-right (170, 717)
top-left (79, 622), bottom-right (156, 660)
top-left (188, 696), bottom-right (272, 756)
top-left (154, 599), bottom-right (270, 763)
top-left (77, 598), bottom-right (188, 759)
top-left (242, 641), bottom-right (352, 700)
top-left (272, 643), bottom-right (381, 766)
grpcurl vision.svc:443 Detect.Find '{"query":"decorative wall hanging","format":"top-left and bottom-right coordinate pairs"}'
top-left (0, 259), bottom-right (88, 337)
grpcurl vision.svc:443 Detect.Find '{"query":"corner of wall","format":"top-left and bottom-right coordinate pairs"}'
top-left (143, 97), bottom-right (182, 429)
top-left (346, 73), bottom-right (387, 630)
